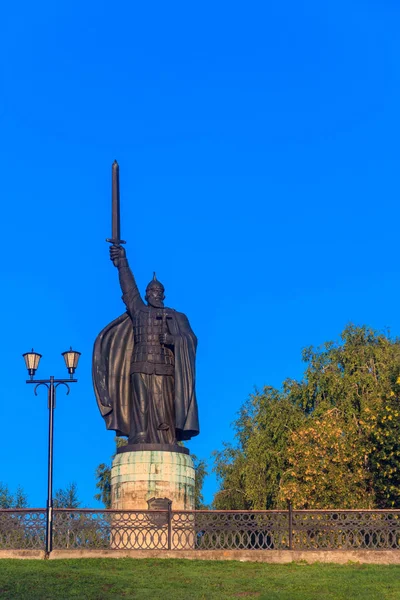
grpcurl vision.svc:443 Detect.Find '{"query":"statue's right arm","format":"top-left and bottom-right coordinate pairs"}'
top-left (110, 246), bottom-right (145, 313)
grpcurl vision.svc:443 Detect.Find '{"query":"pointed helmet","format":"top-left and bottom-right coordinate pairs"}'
top-left (145, 272), bottom-right (165, 293)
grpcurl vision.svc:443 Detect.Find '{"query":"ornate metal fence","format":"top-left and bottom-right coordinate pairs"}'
top-left (52, 510), bottom-right (170, 550)
top-left (1, 508), bottom-right (400, 551)
top-left (172, 510), bottom-right (290, 550)
top-left (0, 509), bottom-right (46, 549)
top-left (292, 510), bottom-right (400, 550)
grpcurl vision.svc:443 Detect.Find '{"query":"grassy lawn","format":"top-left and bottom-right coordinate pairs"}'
top-left (0, 558), bottom-right (399, 599)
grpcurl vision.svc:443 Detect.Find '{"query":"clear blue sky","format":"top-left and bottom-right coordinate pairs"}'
top-left (1, 0), bottom-right (400, 507)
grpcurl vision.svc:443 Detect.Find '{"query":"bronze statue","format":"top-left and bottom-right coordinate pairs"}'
top-left (93, 162), bottom-right (199, 445)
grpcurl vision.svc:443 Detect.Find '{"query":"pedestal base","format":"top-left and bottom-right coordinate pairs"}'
top-left (110, 449), bottom-right (195, 549)
top-left (111, 449), bottom-right (195, 510)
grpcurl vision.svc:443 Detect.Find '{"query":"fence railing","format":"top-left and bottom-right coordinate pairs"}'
top-left (1, 508), bottom-right (400, 551)
top-left (0, 509), bottom-right (46, 550)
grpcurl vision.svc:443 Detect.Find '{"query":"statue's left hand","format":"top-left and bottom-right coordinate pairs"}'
top-left (160, 333), bottom-right (174, 345)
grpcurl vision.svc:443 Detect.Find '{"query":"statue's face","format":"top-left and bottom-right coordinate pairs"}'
top-left (146, 287), bottom-right (165, 308)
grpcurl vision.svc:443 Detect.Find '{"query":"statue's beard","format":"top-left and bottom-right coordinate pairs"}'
top-left (148, 298), bottom-right (164, 308)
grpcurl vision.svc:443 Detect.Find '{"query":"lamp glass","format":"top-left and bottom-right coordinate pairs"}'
top-left (22, 350), bottom-right (42, 372)
top-left (62, 348), bottom-right (81, 371)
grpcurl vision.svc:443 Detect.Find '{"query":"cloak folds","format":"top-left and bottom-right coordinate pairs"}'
top-left (92, 310), bottom-right (199, 440)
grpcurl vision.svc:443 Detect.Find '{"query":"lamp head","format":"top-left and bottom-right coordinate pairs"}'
top-left (22, 349), bottom-right (42, 380)
top-left (62, 347), bottom-right (81, 378)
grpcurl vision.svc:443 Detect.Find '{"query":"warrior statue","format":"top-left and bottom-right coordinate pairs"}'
top-left (93, 162), bottom-right (199, 445)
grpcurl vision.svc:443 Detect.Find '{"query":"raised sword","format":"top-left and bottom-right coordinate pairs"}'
top-left (106, 160), bottom-right (126, 265)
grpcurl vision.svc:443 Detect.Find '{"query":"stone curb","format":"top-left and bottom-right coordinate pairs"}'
top-left (0, 550), bottom-right (45, 559)
top-left (1, 549), bottom-right (400, 563)
top-left (47, 549), bottom-right (400, 563)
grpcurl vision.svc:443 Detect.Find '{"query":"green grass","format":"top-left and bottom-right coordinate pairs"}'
top-left (0, 559), bottom-right (399, 599)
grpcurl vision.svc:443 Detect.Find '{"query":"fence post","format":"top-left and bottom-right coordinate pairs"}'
top-left (287, 500), bottom-right (293, 550)
top-left (167, 501), bottom-right (172, 550)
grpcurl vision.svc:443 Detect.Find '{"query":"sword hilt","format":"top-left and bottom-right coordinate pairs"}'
top-left (106, 238), bottom-right (126, 267)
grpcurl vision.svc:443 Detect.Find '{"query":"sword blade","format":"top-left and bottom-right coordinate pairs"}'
top-left (111, 160), bottom-right (120, 241)
top-left (106, 160), bottom-right (126, 248)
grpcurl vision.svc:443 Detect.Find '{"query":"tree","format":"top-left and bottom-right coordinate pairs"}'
top-left (213, 324), bottom-right (400, 509)
top-left (278, 408), bottom-right (374, 508)
top-left (13, 486), bottom-right (28, 509)
top-left (94, 464), bottom-right (111, 508)
top-left (54, 482), bottom-right (80, 508)
top-left (213, 444), bottom-right (250, 510)
top-left (192, 454), bottom-right (208, 509)
top-left (0, 483), bottom-right (28, 508)
top-left (94, 437), bottom-right (127, 509)
top-left (0, 483), bottom-right (15, 509)
top-left (213, 389), bottom-right (304, 509)
top-left (364, 391), bottom-right (400, 507)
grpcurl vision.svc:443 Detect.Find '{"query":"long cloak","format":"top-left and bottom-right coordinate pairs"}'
top-left (92, 310), bottom-right (199, 441)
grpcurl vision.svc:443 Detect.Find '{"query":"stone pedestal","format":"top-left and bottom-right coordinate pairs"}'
top-left (110, 445), bottom-right (195, 549)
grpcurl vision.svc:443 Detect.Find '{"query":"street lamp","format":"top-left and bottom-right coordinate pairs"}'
top-left (22, 348), bottom-right (81, 554)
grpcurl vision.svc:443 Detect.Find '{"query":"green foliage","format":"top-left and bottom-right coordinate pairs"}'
top-left (279, 408), bottom-right (374, 508)
top-left (213, 390), bottom-right (303, 509)
top-left (53, 482), bottom-right (80, 508)
top-left (94, 463), bottom-right (111, 508)
top-left (212, 444), bottom-right (250, 509)
top-left (0, 483), bottom-right (28, 508)
top-left (213, 324), bottom-right (400, 509)
top-left (191, 454), bottom-right (208, 509)
top-left (0, 483), bottom-right (16, 509)
top-left (94, 437), bottom-right (126, 508)
top-left (13, 486), bottom-right (28, 509)
top-left (116, 437), bottom-right (128, 449)
top-left (295, 324), bottom-right (400, 417)
top-left (364, 396), bottom-right (400, 507)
